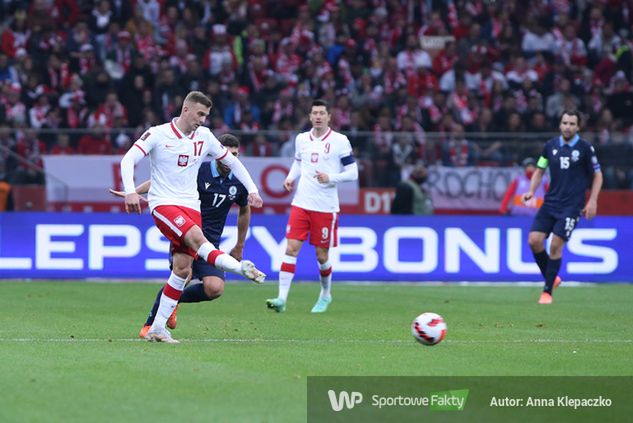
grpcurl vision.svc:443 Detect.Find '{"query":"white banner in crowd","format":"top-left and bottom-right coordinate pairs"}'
top-left (43, 155), bottom-right (359, 206)
top-left (426, 166), bottom-right (522, 210)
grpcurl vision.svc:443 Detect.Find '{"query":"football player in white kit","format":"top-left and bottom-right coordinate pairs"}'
top-left (120, 91), bottom-right (265, 343)
top-left (266, 99), bottom-right (358, 313)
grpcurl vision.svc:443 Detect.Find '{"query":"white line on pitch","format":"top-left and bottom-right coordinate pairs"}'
top-left (0, 338), bottom-right (631, 344)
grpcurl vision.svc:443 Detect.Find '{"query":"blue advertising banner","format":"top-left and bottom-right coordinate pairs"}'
top-left (0, 213), bottom-right (630, 282)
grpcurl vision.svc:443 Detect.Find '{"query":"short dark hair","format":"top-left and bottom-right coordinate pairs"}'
top-left (559, 110), bottom-right (581, 125)
top-left (218, 133), bottom-right (240, 148)
top-left (311, 99), bottom-right (330, 112)
top-left (184, 91), bottom-right (213, 109)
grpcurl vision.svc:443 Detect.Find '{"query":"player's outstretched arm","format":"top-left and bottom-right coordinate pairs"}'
top-left (582, 171), bottom-right (603, 220)
top-left (109, 179), bottom-right (150, 201)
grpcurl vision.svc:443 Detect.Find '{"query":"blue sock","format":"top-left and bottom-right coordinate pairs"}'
top-left (533, 250), bottom-right (549, 279)
top-left (544, 258), bottom-right (561, 294)
top-left (144, 287), bottom-right (163, 326)
top-left (180, 283), bottom-right (212, 303)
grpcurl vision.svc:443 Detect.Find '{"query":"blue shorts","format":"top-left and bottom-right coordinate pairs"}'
top-left (191, 257), bottom-right (225, 281)
top-left (169, 254), bottom-right (225, 281)
top-left (530, 204), bottom-right (581, 241)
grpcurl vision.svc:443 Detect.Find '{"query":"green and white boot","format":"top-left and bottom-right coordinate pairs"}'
top-left (266, 297), bottom-right (286, 313)
top-left (310, 296), bottom-right (332, 313)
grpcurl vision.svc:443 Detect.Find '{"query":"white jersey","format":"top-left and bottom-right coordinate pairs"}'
top-left (133, 119), bottom-right (228, 212)
top-left (292, 128), bottom-right (353, 212)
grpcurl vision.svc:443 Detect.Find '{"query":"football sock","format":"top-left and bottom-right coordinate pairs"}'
top-left (544, 258), bottom-right (562, 294)
top-left (533, 250), bottom-right (549, 278)
top-left (319, 260), bottom-right (332, 298)
top-left (180, 283), bottom-right (214, 303)
top-left (197, 242), bottom-right (241, 274)
top-left (152, 272), bottom-right (186, 329)
top-left (144, 287), bottom-right (164, 326)
top-left (279, 255), bottom-right (297, 301)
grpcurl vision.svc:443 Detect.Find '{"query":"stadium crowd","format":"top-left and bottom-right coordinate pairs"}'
top-left (0, 0), bottom-right (632, 189)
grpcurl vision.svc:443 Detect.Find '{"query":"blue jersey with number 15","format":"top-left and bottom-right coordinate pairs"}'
top-left (537, 135), bottom-right (600, 211)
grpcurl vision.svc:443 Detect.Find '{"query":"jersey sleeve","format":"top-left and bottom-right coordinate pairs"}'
top-left (133, 128), bottom-right (158, 155)
top-left (537, 143), bottom-right (549, 169)
top-left (206, 131), bottom-right (229, 160)
top-left (236, 187), bottom-right (249, 207)
top-left (338, 136), bottom-right (355, 166)
top-left (586, 144), bottom-right (601, 174)
top-left (294, 135), bottom-right (301, 161)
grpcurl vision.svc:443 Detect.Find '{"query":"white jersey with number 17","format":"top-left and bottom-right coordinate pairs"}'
top-left (292, 128), bottom-right (353, 212)
top-left (132, 119), bottom-right (228, 212)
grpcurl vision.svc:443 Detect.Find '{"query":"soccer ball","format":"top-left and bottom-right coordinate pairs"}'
top-left (411, 312), bottom-right (447, 346)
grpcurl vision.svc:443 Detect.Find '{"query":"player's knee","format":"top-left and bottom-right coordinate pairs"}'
top-left (549, 239), bottom-right (565, 258)
top-left (183, 226), bottom-right (206, 250)
top-left (171, 262), bottom-right (190, 279)
top-left (316, 250), bottom-right (329, 264)
top-left (203, 280), bottom-right (224, 299)
top-left (285, 239), bottom-right (302, 256)
top-left (527, 233), bottom-right (543, 250)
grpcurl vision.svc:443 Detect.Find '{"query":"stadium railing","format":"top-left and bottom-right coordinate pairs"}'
top-left (2, 128), bottom-right (631, 199)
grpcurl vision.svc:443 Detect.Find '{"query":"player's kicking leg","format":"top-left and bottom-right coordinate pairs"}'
top-left (184, 226), bottom-right (266, 283)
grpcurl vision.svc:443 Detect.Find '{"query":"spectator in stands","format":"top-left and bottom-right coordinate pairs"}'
top-left (397, 34), bottom-right (431, 74)
top-left (521, 18), bottom-right (556, 57)
top-left (528, 112), bottom-right (549, 133)
top-left (77, 117), bottom-right (112, 155)
top-left (391, 135), bottom-right (415, 183)
top-left (545, 79), bottom-right (579, 121)
top-left (50, 133), bottom-right (75, 155)
top-left (391, 164), bottom-right (433, 215)
top-left (248, 134), bottom-right (274, 157)
top-left (499, 158), bottom-right (547, 216)
top-left (12, 129), bottom-right (45, 185)
top-left (224, 85), bottom-right (261, 129)
top-left (0, 52), bottom-right (18, 84)
top-left (0, 156), bottom-right (13, 209)
top-left (442, 123), bottom-right (477, 167)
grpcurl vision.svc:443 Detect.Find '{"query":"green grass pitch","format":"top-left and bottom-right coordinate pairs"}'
top-left (0, 281), bottom-right (631, 422)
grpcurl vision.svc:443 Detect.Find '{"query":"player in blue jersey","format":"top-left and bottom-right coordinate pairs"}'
top-left (521, 110), bottom-right (603, 304)
top-left (112, 133), bottom-right (250, 335)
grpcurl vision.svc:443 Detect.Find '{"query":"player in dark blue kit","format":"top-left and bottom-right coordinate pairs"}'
top-left (521, 111), bottom-right (603, 304)
top-left (112, 134), bottom-right (251, 336)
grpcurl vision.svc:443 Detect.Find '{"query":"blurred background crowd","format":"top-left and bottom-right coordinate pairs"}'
top-left (0, 0), bottom-right (632, 189)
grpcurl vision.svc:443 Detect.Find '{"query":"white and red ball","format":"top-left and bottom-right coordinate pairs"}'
top-left (411, 312), bottom-right (447, 346)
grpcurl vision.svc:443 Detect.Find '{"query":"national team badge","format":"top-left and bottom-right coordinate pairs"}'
top-left (229, 186), bottom-right (237, 196)
top-left (174, 215), bottom-right (185, 227)
top-left (571, 150), bottom-right (580, 162)
top-left (178, 155), bottom-right (189, 166)
top-left (311, 152), bottom-right (319, 163)
top-left (553, 149), bottom-right (558, 156)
